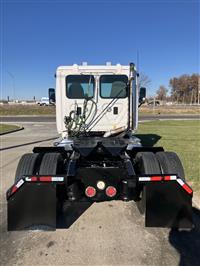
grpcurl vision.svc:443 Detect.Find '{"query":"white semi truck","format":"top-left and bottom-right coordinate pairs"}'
top-left (7, 63), bottom-right (193, 230)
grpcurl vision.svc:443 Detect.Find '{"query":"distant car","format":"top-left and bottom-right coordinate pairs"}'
top-left (148, 100), bottom-right (160, 106)
top-left (39, 97), bottom-right (50, 106)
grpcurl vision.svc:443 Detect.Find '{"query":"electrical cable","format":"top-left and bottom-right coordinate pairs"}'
top-left (86, 85), bottom-right (128, 132)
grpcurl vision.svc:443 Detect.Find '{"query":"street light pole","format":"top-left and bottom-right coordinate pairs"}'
top-left (7, 71), bottom-right (15, 101)
top-left (198, 76), bottom-right (200, 105)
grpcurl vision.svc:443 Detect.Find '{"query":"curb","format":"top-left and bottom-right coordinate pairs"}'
top-left (193, 192), bottom-right (200, 210)
top-left (0, 126), bottom-right (24, 136)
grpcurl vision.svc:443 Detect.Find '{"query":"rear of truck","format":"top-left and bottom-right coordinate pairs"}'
top-left (7, 63), bottom-right (193, 231)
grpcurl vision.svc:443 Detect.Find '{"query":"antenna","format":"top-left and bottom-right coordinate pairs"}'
top-left (137, 49), bottom-right (140, 73)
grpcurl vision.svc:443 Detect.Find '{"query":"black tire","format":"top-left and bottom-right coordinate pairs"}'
top-left (136, 152), bottom-right (161, 175)
top-left (39, 153), bottom-right (63, 175)
top-left (135, 152), bottom-right (161, 214)
top-left (15, 153), bottom-right (40, 182)
top-left (156, 151), bottom-right (185, 180)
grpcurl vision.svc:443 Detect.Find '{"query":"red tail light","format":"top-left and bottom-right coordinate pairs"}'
top-left (85, 186), bottom-right (96, 197)
top-left (106, 186), bottom-right (117, 197)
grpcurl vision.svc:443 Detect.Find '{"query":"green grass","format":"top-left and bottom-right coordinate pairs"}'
top-left (0, 124), bottom-right (20, 134)
top-left (0, 104), bottom-right (199, 116)
top-left (137, 120), bottom-right (200, 191)
top-left (139, 105), bottom-right (200, 115)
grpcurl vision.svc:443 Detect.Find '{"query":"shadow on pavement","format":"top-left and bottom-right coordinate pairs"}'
top-left (169, 207), bottom-right (200, 266)
top-left (57, 202), bottom-right (92, 229)
top-left (0, 137), bottom-right (57, 151)
top-left (134, 134), bottom-right (161, 147)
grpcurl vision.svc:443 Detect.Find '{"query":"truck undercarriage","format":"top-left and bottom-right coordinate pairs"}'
top-left (7, 136), bottom-right (193, 230)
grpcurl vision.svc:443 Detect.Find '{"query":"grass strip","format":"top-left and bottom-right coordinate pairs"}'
top-left (137, 120), bottom-right (200, 191)
top-left (0, 124), bottom-right (20, 134)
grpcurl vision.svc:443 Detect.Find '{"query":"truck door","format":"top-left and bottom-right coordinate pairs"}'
top-left (91, 75), bottom-right (128, 132)
top-left (64, 75), bottom-right (96, 130)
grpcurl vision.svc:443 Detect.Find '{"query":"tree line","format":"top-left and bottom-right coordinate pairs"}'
top-left (156, 73), bottom-right (200, 104)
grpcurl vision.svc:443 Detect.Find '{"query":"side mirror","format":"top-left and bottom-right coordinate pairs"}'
top-left (139, 87), bottom-right (146, 105)
top-left (48, 88), bottom-right (55, 104)
top-left (126, 84), bottom-right (129, 95)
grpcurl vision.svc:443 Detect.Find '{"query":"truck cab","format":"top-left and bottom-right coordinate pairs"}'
top-left (55, 63), bottom-right (135, 137)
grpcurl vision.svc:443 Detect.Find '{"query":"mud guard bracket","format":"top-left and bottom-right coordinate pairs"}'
top-left (145, 181), bottom-right (193, 228)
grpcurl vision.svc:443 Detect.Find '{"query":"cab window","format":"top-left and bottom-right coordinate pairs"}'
top-left (66, 75), bottom-right (95, 99)
top-left (100, 75), bottom-right (128, 98)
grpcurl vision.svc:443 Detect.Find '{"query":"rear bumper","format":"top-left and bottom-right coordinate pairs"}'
top-left (7, 174), bottom-right (193, 230)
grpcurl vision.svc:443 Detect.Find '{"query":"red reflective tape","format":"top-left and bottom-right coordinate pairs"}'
top-left (39, 176), bottom-right (52, 182)
top-left (11, 186), bottom-right (17, 194)
top-left (164, 175), bottom-right (171, 181)
top-left (31, 176), bottom-right (37, 182)
top-left (150, 176), bottom-right (162, 181)
top-left (182, 184), bottom-right (193, 194)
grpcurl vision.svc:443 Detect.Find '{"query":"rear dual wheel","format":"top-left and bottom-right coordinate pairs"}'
top-left (39, 153), bottom-right (64, 175)
top-left (135, 151), bottom-right (185, 214)
top-left (135, 152), bottom-right (161, 214)
top-left (156, 151), bottom-right (185, 180)
top-left (15, 153), bottom-right (40, 182)
top-left (14, 152), bottom-right (64, 230)
top-left (136, 152), bottom-right (161, 175)
top-left (15, 152), bottom-right (64, 182)
top-left (135, 151), bottom-right (185, 180)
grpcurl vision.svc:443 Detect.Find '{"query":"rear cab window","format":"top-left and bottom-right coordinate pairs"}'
top-left (100, 75), bottom-right (128, 98)
top-left (66, 75), bottom-right (95, 99)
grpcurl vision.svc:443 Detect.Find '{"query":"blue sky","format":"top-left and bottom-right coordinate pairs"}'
top-left (1, 0), bottom-right (199, 100)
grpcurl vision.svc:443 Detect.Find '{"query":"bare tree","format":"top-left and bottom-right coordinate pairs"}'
top-left (138, 72), bottom-right (151, 88)
top-left (156, 85), bottom-right (168, 101)
top-left (169, 74), bottom-right (199, 104)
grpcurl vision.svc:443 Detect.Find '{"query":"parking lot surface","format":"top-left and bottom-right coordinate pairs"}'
top-left (1, 123), bottom-right (200, 266)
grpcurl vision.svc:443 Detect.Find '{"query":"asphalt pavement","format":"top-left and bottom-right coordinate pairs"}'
top-left (1, 123), bottom-right (200, 265)
top-left (0, 114), bottom-right (199, 123)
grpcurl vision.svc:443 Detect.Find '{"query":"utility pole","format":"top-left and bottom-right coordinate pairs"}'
top-left (190, 88), bottom-right (193, 105)
top-left (7, 71), bottom-right (15, 101)
top-left (198, 76), bottom-right (200, 105)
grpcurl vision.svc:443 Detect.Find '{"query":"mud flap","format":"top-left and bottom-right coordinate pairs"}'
top-left (144, 181), bottom-right (193, 228)
top-left (7, 182), bottom-right (57, 231)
